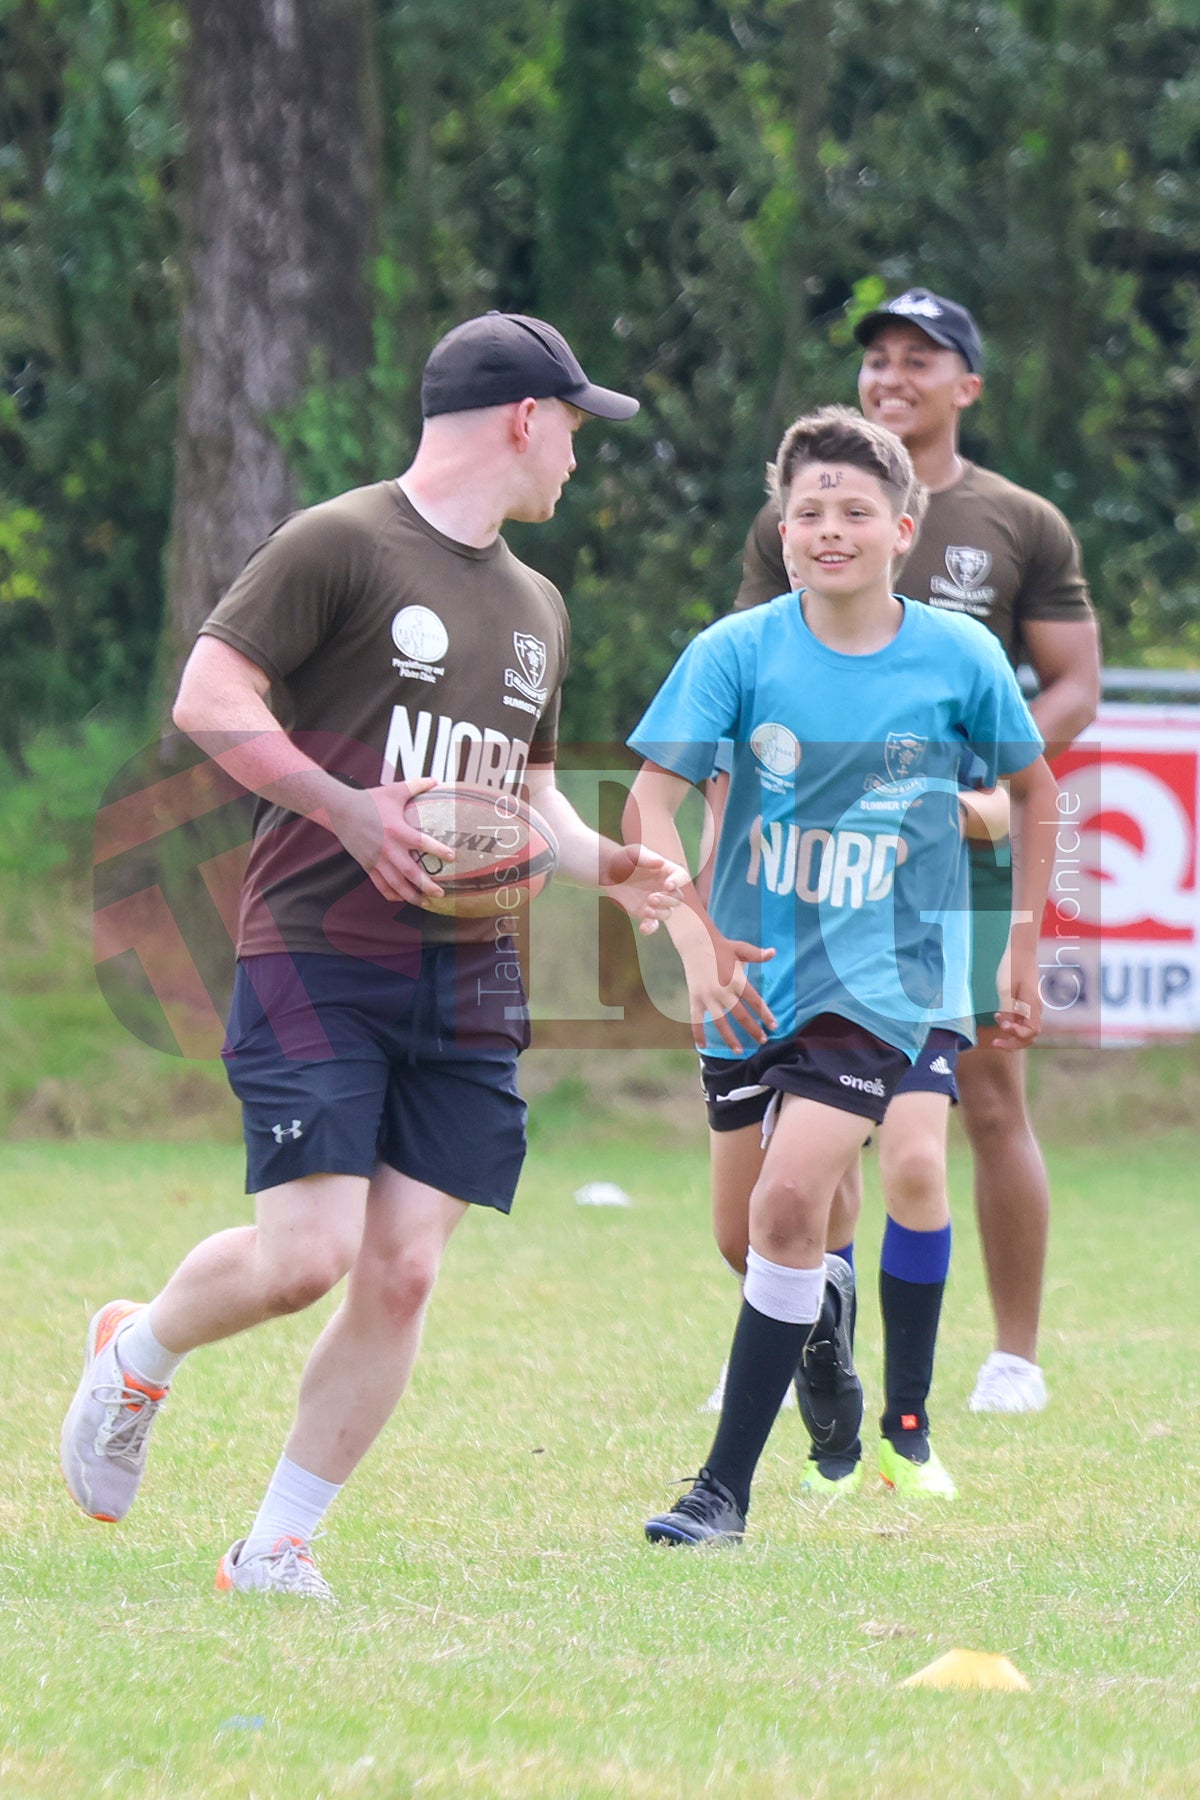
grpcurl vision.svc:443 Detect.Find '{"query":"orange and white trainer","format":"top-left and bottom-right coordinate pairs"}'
top-left (59, 1300), bottom-right (167, 1522)
top-left (215, 1536), bottom-right (336, 1602)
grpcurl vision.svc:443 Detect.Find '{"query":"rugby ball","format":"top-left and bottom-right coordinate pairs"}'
top-left (407, 782), bottom-right (559, 918)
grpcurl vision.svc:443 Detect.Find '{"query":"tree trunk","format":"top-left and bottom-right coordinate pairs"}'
top-left (162, 0), bottom-right (380, 692)
top-left (765, 0), bottom-right (831, 453)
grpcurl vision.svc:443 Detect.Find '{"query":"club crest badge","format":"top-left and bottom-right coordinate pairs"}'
top-left (513, 632), bottom-right (547, 691)
top-left (944, 546), bottom-right (992, 593)
top-left (885, 732), bottom-right (927, 784)
top-left (505, 632), bottom-right (550, 706)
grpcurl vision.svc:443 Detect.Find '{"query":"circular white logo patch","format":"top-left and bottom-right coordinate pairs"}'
top-left (750, 722), bottom-right (802, 777)
top-left (391, 606), bottom-right (448, 664)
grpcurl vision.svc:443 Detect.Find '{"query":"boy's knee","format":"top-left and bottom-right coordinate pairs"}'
top-left (881, 1140), bottom-right (945, 1212)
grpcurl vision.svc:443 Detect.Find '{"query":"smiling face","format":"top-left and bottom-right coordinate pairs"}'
top-left (856, 320), bottom-right (981, 453)
top-left (779, 461), bottom-right (914, 604)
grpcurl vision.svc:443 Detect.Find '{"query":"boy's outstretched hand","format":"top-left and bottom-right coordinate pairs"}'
top-left (601, 843), bottom-right (686, 936)
top-left (669, 908), bottom-right (776, 1051)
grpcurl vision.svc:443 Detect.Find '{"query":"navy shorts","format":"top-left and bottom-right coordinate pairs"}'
top-left (222, 949), bottom-right (529, 1209)
top-left (701, 1012), bottom-right (910, 1132)
top-left (892, 1027), bottom-right (965, 1103)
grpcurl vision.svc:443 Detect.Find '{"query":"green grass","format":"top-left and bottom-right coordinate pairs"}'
top-left (3, 1123), bottom-right (1200, 1797)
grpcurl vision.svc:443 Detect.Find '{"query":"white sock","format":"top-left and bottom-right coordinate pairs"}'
top-left (241, 1455), bottom-right (343, 1562)
top-left (117, 1307), bottom-right (187, 1388)
top-left (743, 1248), bottom-right (825, 1325)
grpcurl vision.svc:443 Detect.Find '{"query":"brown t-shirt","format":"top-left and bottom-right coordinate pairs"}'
top-left (200, 481), bottom-right (569, 955)
top-left (734, 461), bottom-right (1092, 664)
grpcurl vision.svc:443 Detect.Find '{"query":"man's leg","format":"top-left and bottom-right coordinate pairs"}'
top-left (281, 1166), bottom-right (467, 1483)
top-left (60, 1173), bottom-right (369, 1524)
top-left (956, 1040), bottom-right (1050, 1411)
top-left (149, 1173), bottom-right (371, 1351)
top-left (218, 1167), bottom-right (467, 1597)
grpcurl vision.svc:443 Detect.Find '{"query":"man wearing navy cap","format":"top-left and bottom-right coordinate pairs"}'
top-left (60, 313), bottom-right (677, 1598)
top-left (722, 287), bottom-right (1100, 1422)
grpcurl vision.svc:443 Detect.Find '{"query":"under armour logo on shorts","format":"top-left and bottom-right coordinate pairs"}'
top-left (271, 1119), bottom-right (304, 1143)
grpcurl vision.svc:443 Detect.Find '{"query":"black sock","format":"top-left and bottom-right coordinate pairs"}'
top-left (879, 1268), bottom-right (945, 1458)
top-left (705, 1298), bottom-right (808, 1514)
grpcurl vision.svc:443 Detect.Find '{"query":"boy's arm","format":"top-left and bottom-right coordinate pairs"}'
top-left (622, 762), bottom-right (775, 1050)
top-left (992, 754), bottom-right (1059, 1047)
top-left (523, 765), bottom-right (682, 935)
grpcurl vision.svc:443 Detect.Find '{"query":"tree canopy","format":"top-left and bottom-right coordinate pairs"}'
top-left (2, 0), bottom-right (1199, 764)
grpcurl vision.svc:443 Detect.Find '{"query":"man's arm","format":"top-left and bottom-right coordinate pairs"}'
top-left (522, 763), bottom-right (681, 935)
top-left (992, 754), bottom-right (1060, 1047)
top-left (172, 635), bottom-right (450, 906)
top-left (1022, 615), bottom-right (1102, 759)
top-left (621, 762), bottom-right (774, 1049)
top-left (960, 783), bottom-right (1011, 845)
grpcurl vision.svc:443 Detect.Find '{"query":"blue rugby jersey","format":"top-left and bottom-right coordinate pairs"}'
top-left (629, 594), bottom-right (1042, 1060)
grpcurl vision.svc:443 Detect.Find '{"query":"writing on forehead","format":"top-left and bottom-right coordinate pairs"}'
top-left (818, 470), bottom-right (842, 489)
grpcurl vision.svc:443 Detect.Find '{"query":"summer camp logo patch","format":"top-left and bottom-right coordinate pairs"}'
top-left (930, 545), bottom-right (996, 616)
top-left (391, 605), bottom-right (449, 685)
top-left (749, 722), bottom-right (802, 795)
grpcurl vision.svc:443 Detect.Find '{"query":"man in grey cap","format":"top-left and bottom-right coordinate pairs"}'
top-left (721, 287), bottom-right (1100, 1420)
top-left (60, 313), bottom-right (677, 1599)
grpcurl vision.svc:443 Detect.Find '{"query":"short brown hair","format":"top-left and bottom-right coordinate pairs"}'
top-left (768, 404), bottom-right (925, 524)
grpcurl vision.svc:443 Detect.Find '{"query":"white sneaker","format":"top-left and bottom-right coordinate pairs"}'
top-left (968, 1352), bottom-right (1048, 1414)
top-left (215, 1535), bottom-right (336, 1602)
top-left (60, 1300), bottom-right (168, 1521)
top-left (698, 1359), bottom-right (795, 1414)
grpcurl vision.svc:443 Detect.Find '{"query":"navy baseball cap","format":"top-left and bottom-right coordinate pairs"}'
top-left (421, 312), bottom-right (639, 420)
top-left (853, 288), bottom-right (984, 372)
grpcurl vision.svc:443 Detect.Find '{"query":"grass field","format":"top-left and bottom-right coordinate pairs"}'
top-left (3, 1117), bottom-right (1200, 1799)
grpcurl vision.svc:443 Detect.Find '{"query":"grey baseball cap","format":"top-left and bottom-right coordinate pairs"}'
top-left (854, 288), bottom-right (984, 372)
top-left (421, 312), bottom-right (639, 420)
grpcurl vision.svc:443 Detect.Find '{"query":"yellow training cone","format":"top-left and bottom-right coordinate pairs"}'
top-left (900, 1649), bottom-right (1031, 1691)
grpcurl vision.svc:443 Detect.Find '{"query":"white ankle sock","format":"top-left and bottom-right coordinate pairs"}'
top-left (241, 1455), bottom-right (343, 1562)
top-left (117, 1307), bottom-right (187, 1388)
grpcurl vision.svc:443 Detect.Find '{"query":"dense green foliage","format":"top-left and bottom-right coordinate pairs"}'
top-left (3, 0), bottom-right (1200, 759)
top-left (1, 0), bottom-right (181, 764)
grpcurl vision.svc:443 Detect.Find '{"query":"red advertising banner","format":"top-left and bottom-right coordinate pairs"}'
top-left (1041, 704), bottom-right (1200, 1041)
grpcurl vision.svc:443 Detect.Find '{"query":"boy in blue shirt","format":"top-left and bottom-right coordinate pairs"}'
top-left (625, 406), bottom-right (1058, 1544)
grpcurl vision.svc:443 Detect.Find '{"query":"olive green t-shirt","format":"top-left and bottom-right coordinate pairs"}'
top-left (734, 461), bottom-right (1092, 664)
top-left (200, 481), bottom-right (569, 955)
